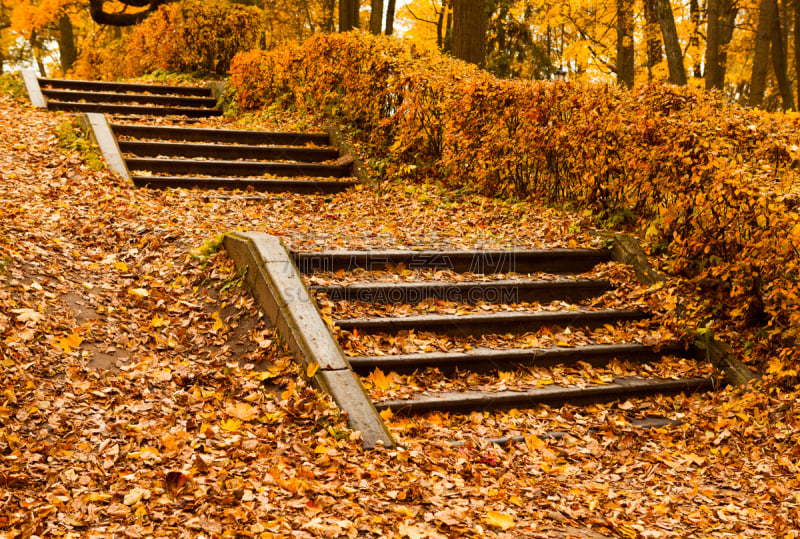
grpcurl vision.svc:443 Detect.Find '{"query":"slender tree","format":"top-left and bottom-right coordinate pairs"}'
top-left (643, 0), bottom-right (662, 79)
top-left (750, 0), bottom-right (776, 105)
top-left (385, 0), bottom-right (396, 34)
top-left (795, 0), bottom-right (800, 109)
top-left (769, 0), bottom-right (794, 109)
top-left (57, 14), bottom-right (76, 71)
top-left (452, 0), bottom-right (487, 66)
top-left (705, 0), bottom-right (725, 89)
top-left (656, 0), bottom-right (687, 84)
top-left (616, 0), bottom-right (634, 87)
top-left (339, 0), bottom-right (358, 30)
top-left (370, 0), bottom-right (383, 33)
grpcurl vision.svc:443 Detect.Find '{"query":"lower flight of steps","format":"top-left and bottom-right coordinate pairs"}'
top-left (111, 123), bottom-right (356, 194)
top-left (295, 247), bottom-right (719, 417)
top-left (22, 71), bottom-right (220, 118)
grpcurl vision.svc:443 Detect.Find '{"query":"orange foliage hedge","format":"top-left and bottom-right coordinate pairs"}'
top-left (230, 33), bottom-right (800, 372)
top-left (73, 0), bottom-right (262, 79)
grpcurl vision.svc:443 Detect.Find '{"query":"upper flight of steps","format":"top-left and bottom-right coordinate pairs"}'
top-left (295, 248), bottom-right (719, 419)
top-left (23, 72), bottom-right (221, 118)
top-left (112, 123), bottom-right (356, 194)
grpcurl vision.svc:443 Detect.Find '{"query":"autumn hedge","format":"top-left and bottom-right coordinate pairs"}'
top-left (228, 33), bottom-right (799, 375)
top-left (72, 0), bottom-right (262, 79)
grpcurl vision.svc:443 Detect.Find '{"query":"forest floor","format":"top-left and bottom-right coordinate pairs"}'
top-left (1, 93), bottom-right (800, 538)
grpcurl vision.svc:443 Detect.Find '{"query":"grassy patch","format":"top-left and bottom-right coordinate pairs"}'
top-left (0, 73), bottom-right (25, 100)
top-left (55, 118), bottom-right (107, 171)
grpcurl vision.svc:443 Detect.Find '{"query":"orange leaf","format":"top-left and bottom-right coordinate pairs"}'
top-left (55, 333), bottom-right (83, 353)
top-left (484, 510), bottom-right (514, 530)
top-left (226, 402), bottom-right (259, 421)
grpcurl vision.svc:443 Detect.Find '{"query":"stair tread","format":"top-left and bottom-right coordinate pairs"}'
top-left (132, 175), bottom-right (355, 193)
top-left (38, 77), bottom-right (212, 96)
top-left (348, 342), bottom-right (688, 372)
top-left (46, 101), bottom-right (221, 117)
top-left (374, 376), bottom-right (717, 413)
top-left (41, 88), bottom-right (216, 105)
top-left (111, 124), bottom-right (330, 145)
top-left (292, 248), bottom-right (611, 274)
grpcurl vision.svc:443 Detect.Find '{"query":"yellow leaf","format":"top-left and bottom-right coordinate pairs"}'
top-left (83, 493), bottom-right (112, 503)
top-left (123, 487), bottom-right (150, 506)
top-left (115, 261), bottom-right (128, 271)
top-left (306, 363), bottom-right (320, 378)
top-left (370, 368), bottom-right (393, 390)
top-left (379, 407), bottom-right (394, 421)
top-left (211, 312), bottom-right (224, 332)
top-left (221, 418), bottom-right (242, 432)
top-left (314, 444), bottom-right (329, 455)
top-left (151, 314), bottom-right (165, 328)
top-left (683, 452), bottom-right (706, 466)
top-left (484, 510), bottom-right (515, 530)
top-left (55, 333), bottom-right (83, 353)
top-left (226, 402), bottom-right (259, 421)
top-left (128, 288), bottom-right (148, 298)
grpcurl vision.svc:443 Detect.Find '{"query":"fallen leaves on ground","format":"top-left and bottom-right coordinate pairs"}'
top-left (1, 95), bottom-right (799, 537)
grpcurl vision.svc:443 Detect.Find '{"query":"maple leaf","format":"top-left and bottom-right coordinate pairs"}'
top-left (54, 333), bottom-right (83, 353)
top-left (225, 402), bottom-right (259, 421)
top-left (11, 308), bottom-right (44, 324)
top-left (369, 368), bottom-right (394, 390)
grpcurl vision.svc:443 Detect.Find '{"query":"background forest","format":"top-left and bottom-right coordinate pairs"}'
top-left (1, 0), bottom-right (800, 111)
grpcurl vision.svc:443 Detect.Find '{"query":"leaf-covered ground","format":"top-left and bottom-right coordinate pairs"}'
top-left (1, 95), bottom-right (799, 538)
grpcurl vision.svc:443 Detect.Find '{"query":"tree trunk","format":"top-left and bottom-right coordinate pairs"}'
top-left (58, 15), bottom-right (77, 73)
top-left (656, 0), bottom-right (687, 84)
top-left (616, 0), bottom-right (635, 87)
top-left (795, 0), bottom-right (800, 110)
top-left (339, 0), bottom-right (359, 31)
top-left (689, 0), bottom-right (702, 77)
top-left (30, 32), bottom-right (46, 77)
top-left (385, 0), bottom-right (396, 34)
top-left (643, 0), bottom-right (662, 79)
top-left (370, 0), bottom-right (384, 34)
top-left (437, 3), bottom-right (446, 48)
top-left (452, 0), bottom-right (486, 67)
top-left (705, 0), bottom-right (724, 88)
top-left (717, 0), bottom-right (738, 81)
top-left (770, 0), bottom-right (794, 109)
top-left (750, 0), bottom-right (776, 105)
top-left (322, 0), bottom-right (336, 32)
